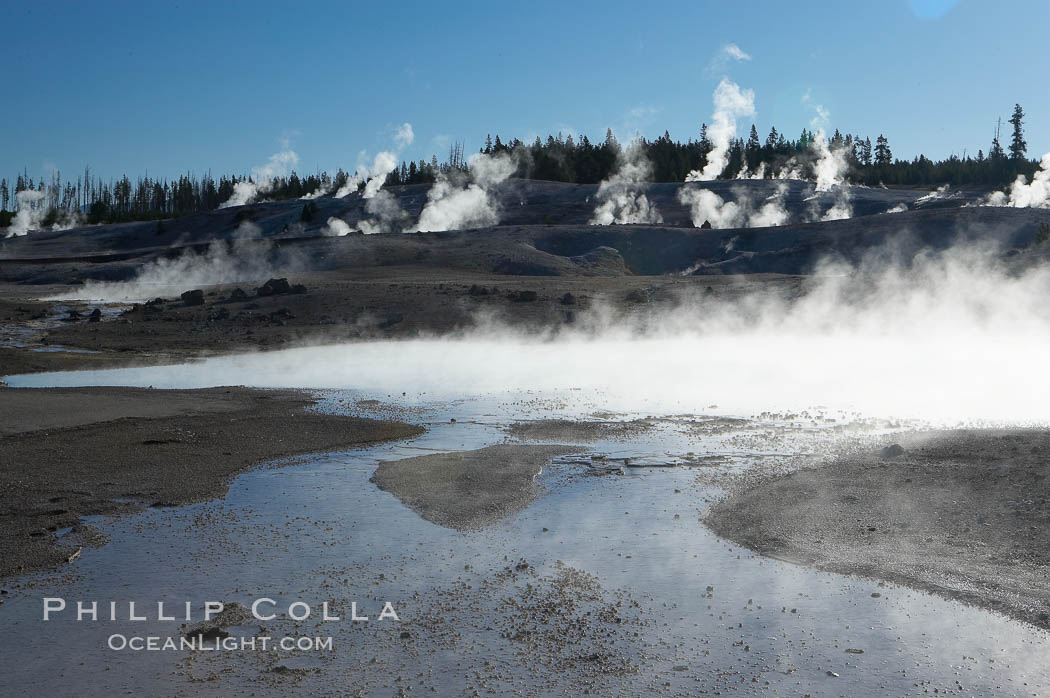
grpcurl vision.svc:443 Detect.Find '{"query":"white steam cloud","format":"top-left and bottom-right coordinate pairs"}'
top-left (335, 122), bottom-right (414, 213)
top-left (686, 78), bottom-right (756, 182)
top-left (810, 129), bottom-right (853, 221)
top-left (677, 183), bottom-right (789, 229)
top-left (31, 243), bottom-right (1050, 424)
top-left (322, 216), bottom-right (354, 236)
top-left (985, 152), bottom-right (1050, 208)
top-left (50, 240), bottom-right (303, 301)
top-left (3, 189), bottom-right (81, 238)
top-left (6, 190), bottom-right (46, 237)
top-left (220, 148), bottom-right (300, 208)
top-left (589, 148), bottom-right (663, 225)
top-left (409, 152), bottom-right (516, 233)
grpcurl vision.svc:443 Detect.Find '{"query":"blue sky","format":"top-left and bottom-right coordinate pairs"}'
top-left (1, 0), bottom-right (1047, 184)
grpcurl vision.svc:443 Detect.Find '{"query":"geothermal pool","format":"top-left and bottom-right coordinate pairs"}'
top-left (3, 342), bottom-right (1049, 695)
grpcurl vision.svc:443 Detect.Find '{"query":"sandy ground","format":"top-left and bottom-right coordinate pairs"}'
top-left (370, 444), bottom-right (579, 530)
top-left (704, 429), bottom-right (1050, 629)
top-left (0, 385), bottom-right (423, 578)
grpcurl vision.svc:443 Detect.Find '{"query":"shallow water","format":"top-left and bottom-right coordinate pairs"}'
top-left (3, 345), bottom-right (1049, 695)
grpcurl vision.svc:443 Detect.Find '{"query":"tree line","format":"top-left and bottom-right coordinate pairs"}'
top-left (0, 104), bottom-right (1039, 229)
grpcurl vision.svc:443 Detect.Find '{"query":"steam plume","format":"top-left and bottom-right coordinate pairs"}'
top-left (219, 148), bottom-right (299, 208)
top-left (685, 78), bottom-right (756, 182)
top-left (986, 152), bottom-right (1050, 208)
top-left (409, 152), bottom-right (515, 233)
top-left (589, 148), bottom-right (663, 225)
top-left (677, 183), bottom-right (789, 229)
top-left (51, 240), bottom-right (304, 301)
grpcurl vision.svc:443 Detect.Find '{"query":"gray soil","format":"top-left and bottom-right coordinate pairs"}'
top-left (506, 418), bottom-right (655, 442)
top-left (704, 429), bottom-right (1050, 629)
top-left (370, 444), bottom-right (579, 530)
top-left (0, 385), bottom-right (424, 578)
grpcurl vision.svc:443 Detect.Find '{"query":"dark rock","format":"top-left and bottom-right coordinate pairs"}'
top-left (87, 308), bottom-right (102, 322)
top-left (257, 278), bottom-right (291, 297)
top-left (560, 292), bottom-right (577, 305)
top-left (511, 290), bottom-right (538, 302)
top-left (879, 444), bottom-right (905, 459)
top-left (290, 284), bottom-right (307, 294)
top-left (700, 219), bottom-right (713, 229)
top-left (469, 284), bottom-right (489, 297)
top-left (229, 288), bottom-right (248, 301)
top-left (180, 289), bottom-right (205, 306)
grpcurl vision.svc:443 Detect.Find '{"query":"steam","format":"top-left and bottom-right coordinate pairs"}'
top-left (986, 152), bottom-right (1050, 208)
top-left (677, 183), bottom-right (788, 229)
top-left (5, 190), bottom-right (45, 237)
top-left (809, 130), bottom-right (853, 221)
top-left (409, 152), bottom-right (515, 233)
top-left (32, 243), bottom-right (1050, 423)
top-left (884, 203), bottom-right (908, 214)
top-left (322, 217), bottom-right (354, 236)
top-left (335, 123), bottom-right (414, 200)
top-left (51, 240), bottom-right (303, 301)
top-left (3, 190), bottom-right (82, 238)
top-left (220, 148), bottom-right (299, 208)
top-left (589, 149), bottom-right (663, 225)
top-left (685, 78), bottom-right (756, 182)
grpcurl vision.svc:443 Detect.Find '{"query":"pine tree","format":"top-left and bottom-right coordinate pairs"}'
top-left (747, 124), bottom-right (760, 151)
top-left (874, 135), bottom-right (892, 166)
top-left (1008, 103), bottom-right (1026, 161)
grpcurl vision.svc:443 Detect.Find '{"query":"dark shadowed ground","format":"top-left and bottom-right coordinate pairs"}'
top-left (0, 386), bottom-right (423, 578)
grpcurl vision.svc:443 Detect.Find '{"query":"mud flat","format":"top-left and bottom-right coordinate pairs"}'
top-left (506, 418), bottom-right (656, 442)
top-left (704, 429), bottom-right (1050, 628)
top-left (371, 444), bottom-right (578, 530)
top-left (0, 385), bottom-right (424, 578)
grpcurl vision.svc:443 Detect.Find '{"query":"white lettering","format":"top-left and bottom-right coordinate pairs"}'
top-left (252, 598), bottom-right (276, 621)
top-left (204, 601), bottom-right (224, 621)
top-left (43, 597), bottom-right (66, 620)
top-left (77, 600), bottom-right (97, 621)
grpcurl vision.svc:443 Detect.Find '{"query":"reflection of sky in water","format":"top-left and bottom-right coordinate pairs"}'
top-left (2, 360), bottom-right (1048, 694)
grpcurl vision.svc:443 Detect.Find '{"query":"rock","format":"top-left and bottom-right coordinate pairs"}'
top-left (87, 308), bottom-right (102, 323)
top-left (511, 290), bottom-right (538, 302)
top-left (290, 284), bottom-right (307, 294)
top-left (879, 444), bottom-right (905, 459)
top-left (181, 289), bottom-right (205, 306)
top-left (700, 219), bottom-right (713, 229)
top-left (257, 278), bottom-right (291, 297)
top-left (229, 287), bottom-right (248, 301)
top-left (399, 631), bottom-right (411, 639)
top-left (845, 648), bottom-right (864, 654)
top-left (560, 292), bottom-right (577, 305)
top-left (469, 284), bottom-right (489, 296)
